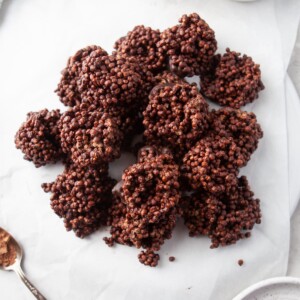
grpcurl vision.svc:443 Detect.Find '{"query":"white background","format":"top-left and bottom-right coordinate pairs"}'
top-left (0, 0), bottom-right (300, 299)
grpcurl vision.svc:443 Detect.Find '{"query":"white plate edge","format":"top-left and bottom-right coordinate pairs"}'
top-left (232, 276), bottom-right (300, 300)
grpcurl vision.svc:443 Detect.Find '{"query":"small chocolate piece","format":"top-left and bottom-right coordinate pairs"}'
top-left (238, 259), bottom-right (244, 266)
top-left (15, 109), bottom-right (62, 167)
top-left (138, 250), bottom-right (160, 267)
top-left (169, 256), bottom-right (175, 262)
top-left (201, 48), bottom-right (264, 108)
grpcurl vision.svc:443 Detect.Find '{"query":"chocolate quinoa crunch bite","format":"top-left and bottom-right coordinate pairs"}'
top-left (182, 135), bottom-right (241, 193)
top-left (158, 13), bottom-right (217, 77)
top-left (15, 109), bottom-right (62, 167)
top-left (104, 147), bottom-right (180, 266)
top-left (58, 105), bottom-right (123, 166)
top-left (180, 176), bottom-right (261, 248)
top-left (56, 45), bottom-right (108, 107)
top-left (143, 83), bottom-right (209, 159)
top-left (210, 107), bottom-right (263, 166)
top-left (114, 25), bottom-right (166, 73)
top-left (42, 163), bottom-right (115, 238)
top-left (201, 48), bottom-right (264, 108)
top-left (15, 12), bottom-right (265, 267)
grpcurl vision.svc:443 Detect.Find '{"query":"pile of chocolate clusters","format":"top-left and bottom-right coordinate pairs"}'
top-left (15, 13), bottom-right (264, 267)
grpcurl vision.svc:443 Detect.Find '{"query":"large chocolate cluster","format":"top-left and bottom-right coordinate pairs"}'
top-left (15, 13), bottom-right (264, 267)
top-left (105, 148), bottom-right (179, 266)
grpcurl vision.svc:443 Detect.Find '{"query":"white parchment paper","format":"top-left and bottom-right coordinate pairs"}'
top-left (0, 0), bottom-right (299, 299)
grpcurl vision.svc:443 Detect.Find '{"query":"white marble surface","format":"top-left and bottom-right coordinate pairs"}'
top-left (288, 23), bottom-right (300, 277)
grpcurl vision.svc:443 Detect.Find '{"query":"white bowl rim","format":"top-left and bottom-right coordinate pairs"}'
top-left (232, 276), bottom-right (300, 300)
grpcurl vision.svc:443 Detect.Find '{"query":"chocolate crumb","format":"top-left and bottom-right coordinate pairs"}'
top-left (238, 259), bottom-right (244, 266)
top-left (169, 256), bottom-right (175, 262)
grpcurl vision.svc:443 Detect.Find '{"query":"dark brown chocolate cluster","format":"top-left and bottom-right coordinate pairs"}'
top-left (59, 104), bottom-right (123, 166)
top-left (143, 83), bottom-right (209, 159)
top-left (104, 148), bottom-right (179, 266)
top-left (182, 136), bottom-right (240, 194)
top-left (15, 109), bottom-right (62, 167)
top-left (158, 13), bottom-right (217, 77)
top-left (114, 25), bottom-right (166, 73)
top-left (56, 46), bottom-right (108, 107)
top-left (201, 48), bottom-right (264, 108)
top-left (180, 176), bottom-right (261, 248)
top-left (42, 163), bottom-right (115, 238)
top-left (15, 12), bottom-right (264, 267)
top-left (210, 107), bottom-right (263, 164)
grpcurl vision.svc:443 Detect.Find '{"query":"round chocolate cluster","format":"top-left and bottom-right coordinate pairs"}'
top-left (59, 104), bottom-right (123, 166)
top-left (182, 136), bottom-right (241, 194)
top-left (42, 163), bottom-right (115, 238)
top-left (114, 25), bottom-right (166, 73)
top-left (201, 48), bottom-right (264, 108)
top-left (180, 176), bottom-right (261, 248)
top-left (158, 13), bottom-right (217, 77)
top-left (15, 109), bottom-right (62, 167)
top-left (210, 107), bottom-right (263, 164)
top-left (56, 46), bottom-right (108, 107)
top-left (15, 12), bottom-right (264, 267)
top-left (104, 148), bottom-right (179, 266)
top-left (143, 83), bottom-right (209, 159)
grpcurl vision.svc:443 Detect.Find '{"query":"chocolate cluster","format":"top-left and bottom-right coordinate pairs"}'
top-left (158, 13), bottom-right (217, 77)
top-left (56, 46), bottom-right (108, 107)
top-left (104, 148), bottom-right (179, 266)
top-left (15, 109), bottom-right (62, 167)
top-left (42, 163), bottom-right (115, 238)
top-left (210, 108), bottom-right (263, 164)
top-left (15, 12), bottom-right (264, 267)
top-left (114, 25), bottom-right (166, 73)
top-left (201, 48), bottom-right (264, 108)
top-left (180, 176), bottom-right (261, 248)
top-left (143, 83), bottom-right (209, 159)
top-left (59, 105), bottom-right (123, 166)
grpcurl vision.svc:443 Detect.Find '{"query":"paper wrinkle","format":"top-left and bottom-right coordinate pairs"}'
top-left (286, 75), bottom-right (300, 215)
top-left (0, 0), bottom-right (300, 299)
